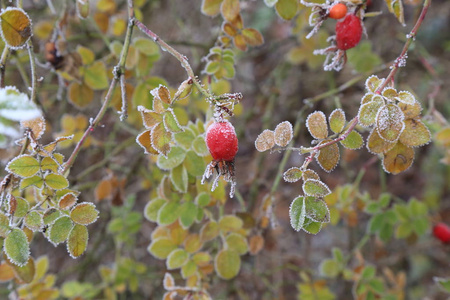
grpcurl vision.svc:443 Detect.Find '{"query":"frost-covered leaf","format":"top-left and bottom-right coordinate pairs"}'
top-left (0, 8), bottom-right (32, 49)
top-left (48, 216), bottom-right (73, 245)
top-left (4, 228), bottom-right (30, 266)
top-left (382, 142), bottom-right (414, 174)
top-left (59, 193), bottom-right (78, 210)
top-left (302, 169), bottom-right (320, 181)
top-left (40, 156), bottom-right (59, 173)
top-left (136, 130), bottom-right (159, 155)
top-left (70, 203), bottom-right (99, 225)
top-left (43, 208), bottom-right (60, 226)
top-left (367, 128), bottom-right (396, 154)
top-left (137, 106), bottom-right (163, 129)
top-left (340, 131), bottom-right (364, 150)
top-left (289, 196), bottom-right (306, 231)
top-left (306, 111), bottom-right (328, 140)
top-left (242, 28), bottom-right (264, 47)
top-left (283, 167), bottom-right (302, 183)
top-left (200, 221), bottom-right (220, 242)
top-left (20, 116), bottom-right (46, 140)
top-left (14, 197), bottom-right (29, 218)
top-left (386, 0), bottom-right (405, 25)
top-left (164, 109), bottom-right (183, 133)
top-left (170, 164), bottom-right (188, 193)
top-left (302, 217), bottom-right (323, 235)
top-left (192, 135), bottom-right (209, 157)
top-left (399, 119), bottom-right (431, 147)
top-left (274, 121), bottom-right (293, 147)
top-left (184, 150), bottom-right (204, 177)
top-left (157, 146), bottom-right (186, 170)
top-left (303, 179), bottom-right (331, 197)
top-left (163, 273), bottom-right (175, 290)
top-left (255, 129), bottom-right (275, 152)
top-left (381, 87), bottom-right (398, 101)
top-left (376, 104), bottom-right (405, 142)
top-left (329, 109), bottom-right (346, 134)
top-left (0, 87), bottom-right (41, 122)
top-left (396, 91), bottom-right (416, 105)
top-left (305, 197), bottom-right (330, 223)
top-left (316, 141), bottom-right (340, 172)
top-left (151, 122), bottom-right (172, 157)
top-left (219, 215), bottom-right (243, 232)
top-left (215, 249), bottom-right (240, 279)
top-left (6, 155), bottom-right (40, 178)
top-left (45, 173), bottom-right (69, 190)
top-left (167, 248), bottom-right (189, 270)
top-left (24, 211), bottom-right (43, 232)
top-left (157, 201), bottom-right (181, 226)
top-left (365, 75), bottom-right (384, 93)
top-left (67, 224), bottom-right (88, 258)
top-left (398, 101), bottom-right (422, 119)
top-left (20, 175), bottom-right (44, 190)
top-left (156, 85), bottom-right (171, 105)
top-left (361, 92), bottom-right (375, 105)
top-left (358, 96), bottom-right (384, 127)
top-left (179, 201), bottom-right (198, 229)
top-left (174, 128), bottom-right (195, 150)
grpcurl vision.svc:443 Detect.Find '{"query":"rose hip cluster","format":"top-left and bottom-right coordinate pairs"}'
top-left (301, 0), bottom-right (367, 71)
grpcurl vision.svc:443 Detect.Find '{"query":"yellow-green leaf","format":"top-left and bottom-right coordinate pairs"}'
top-left (289, 196), bottom-right (306, 231)
top-left (19, 175), bottom-right (44, 190)
top-left (382, 142), bottom-right (414, 174)
top-left (201, 0), bottom-right (223, 16)
top-left (221, 0), bottom-right (240, 22)
top-left (45, 174), bottom-right (69, 190)
top-left (0, 8), bottom-right (32, 49)
top-left (68, 81), bottom-right (94, 109)
top-left (399, 119), bottom-right (431, 147)
top-left (6, 155), bottom-right (40, 178)
top-left (67, 224), bottom-right (88, 258)
top-left (241, 28), bottom-right (264, 46)
top-left (7, 256), bottom-right (35, 283)
top-left (83, 61), bottom-right (109, 90)
top-left (151, 122), bottom-right (172, 157)
top-left (275, 0), bottom-right (298, 20)
top-left (303, 179), bottom-right (331, 197)
top-left (24, 211), bottom-right (43, 232)
top-left (226, 233), bottom-right (248, 255)
top-left (340, 131), bottom-right (364, 150)
top-left (329, 109), bottom-right (346, 134)
top-left (283, 167), bottom-right (303, 183)
top-left (148, 237), bottom-right (177, 259)
top-left (48, 216), bottom-right (73, 245)
top-left (367, 128), bottom-right (396, 154)
top-left (166, 248), bottom-right (189, 270)
top-left (215, 249), bottom-right (240, 279)
top-left (164, 109), bottom-right (183, 133)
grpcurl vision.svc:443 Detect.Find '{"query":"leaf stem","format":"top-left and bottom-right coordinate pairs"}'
top-left (0, 46), bottom-right (10, 88)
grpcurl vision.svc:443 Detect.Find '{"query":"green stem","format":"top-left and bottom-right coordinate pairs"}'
top-left (0, 46), bottom-right (10, 87)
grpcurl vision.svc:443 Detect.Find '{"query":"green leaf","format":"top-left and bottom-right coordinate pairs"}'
top-left (395, 222), bottom-right (412, 239)
top-left (43, 208), bottom-right (61, 226)
top-left (77, 45), bottom-right (95, 65)
top-left (83, 61), bottom-right (109, 90)
top-left (192, 136), bottom-right (209, 157)
top-left (70, 203), bottom-right (99, 225)
top-left (68, 81), bottom-right (94, 109)
top-left (164, 109), bottom-right (183, 133)
top-left (157, 201), bottom-right (181, 225)
top-left (275, 0), bottom-right (298, 20)
top-left (283, 167), bottom-right (303, 183)
top-left (184, 150), bottom-right (205, 177)
top-left (179, 201), bottom-right (198, 229)
top-left (305, 197), bottom-right (330, 223)
top-left (67, 224), bottom-right (88, 258)
top-left (358, 96), bottom-right (384, 127)
top-left (45, 173), bottom-right (69, 190)
top-left (195, 192), bottom-right (210, 207)
top-left (4, 228), bottom-right (30, 266)
top-left (181, 260), bottom-right (197, 278)
top-left (226, 233), bottom-right (248, 255)
top-left (205, 61), bottom-right (221, 74)
top-left (214, 249), bottom-right (240, 279)
top-left (24, 211), bottom-right (43, 231)
top-left (303, 179), bottom-right (331, 197)
top-left (166, 248), bottom-right (189, 270)
top-left (289, 196), bottom-right (306, 231)
top-left (302, 217), bottom-right (322, 234)
top-left (365, 75), bottom-right (384, 93)
top-left (434, 277), bottom-right (450, 293)
top-left (170, 164), bottom-right (188, 193)
top-left (48, 216), bottom-right (73, 245)
top-left (340, 130), bottom-right (364, 150)
top-left (144, 198), bottom-right (166, 222)
top-left (174, 128), bottom-right (196, 150)
top-left (200, 221), bottom-right (220, 242)
top-left (347, 41), bottom-right (382, 73)
top-left (329, 109), bottom-right (346, 134)
top-left (6, 155), bottom-right (40, 178)
top-left (148, 237), bottom-right (177, 259)
top-left (399, 119), bottom-right (431, 147)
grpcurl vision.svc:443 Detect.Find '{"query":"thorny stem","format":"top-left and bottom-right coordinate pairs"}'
top-left (133, 19), bottom-right (217, 103)
top-left (62, 1), bottom-right (135, 175)
top-left (374, 0), bottom-right (432, 94)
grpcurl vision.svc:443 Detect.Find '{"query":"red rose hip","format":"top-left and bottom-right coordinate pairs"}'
top-left (206, 121), bottom-right (238, 162)
top-left (336, 14), bottom-right (362, 50)
top-left (433, 222), bottom-right (450, 244)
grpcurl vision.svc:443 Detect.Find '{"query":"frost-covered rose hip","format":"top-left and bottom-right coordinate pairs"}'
top-left (206, 121), bottom-right (238, 162)
top-left (202, 120), bottom-right (238, 198)
top-left (336, 14), bottom-right (362, 50)
top-left (433, 222), bottom-right (450, 244)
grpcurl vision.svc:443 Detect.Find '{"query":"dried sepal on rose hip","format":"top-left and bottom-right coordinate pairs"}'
top-left (202, 120), bottom-right (238, 198)
top-left (313, 13), bottom-right (364, 71)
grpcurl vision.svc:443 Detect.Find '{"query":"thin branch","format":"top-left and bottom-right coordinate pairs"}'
top-left (0, 46), bottom-right (10, 87)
